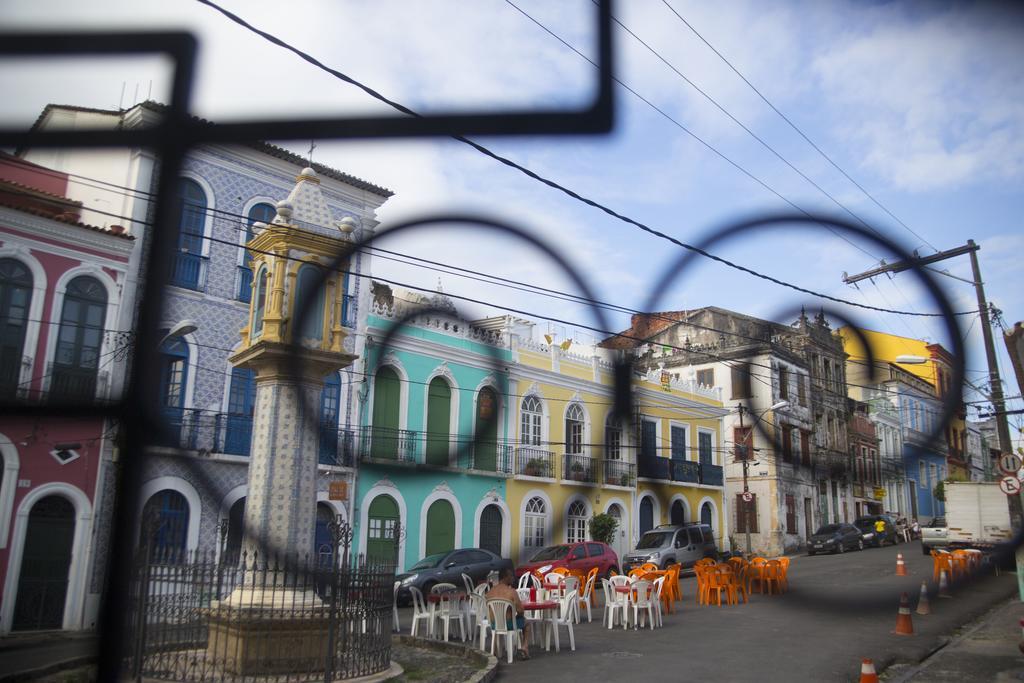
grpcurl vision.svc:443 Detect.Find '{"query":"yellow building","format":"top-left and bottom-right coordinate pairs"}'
top-left (839, 327), bottom-right (968, 479)
top-left (502, 328), bottom-right (728, 567)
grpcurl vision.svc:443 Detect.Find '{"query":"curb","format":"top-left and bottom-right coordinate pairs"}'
top-left (393, 634), bottom-right (498, 683)
top-left (0, 655), bottom-right (96, 683)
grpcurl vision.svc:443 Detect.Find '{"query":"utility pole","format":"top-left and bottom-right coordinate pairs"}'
top-left (844, 239), bottom-right (1021, 597)
top-left (737, 405), bottom-right (752, 558)
top-left (842, 240), bottom-right (1012, 457)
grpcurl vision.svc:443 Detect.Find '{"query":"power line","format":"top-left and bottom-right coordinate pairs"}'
top-left (193, 0), bottom-right (967, 319)
top-left (657, 0), bottom-right (940, 254)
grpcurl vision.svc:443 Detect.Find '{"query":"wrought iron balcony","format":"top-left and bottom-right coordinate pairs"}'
top-left (638, 456), bottom-right (724, 487)
top-left (169, 252), bottom-right (209, 291)
top-left (359, 426), bottom-right (419, 464)
top-left (515, 446), bottom-right (554, 478)
top-left (700, 463), bottom-right (724, 486)
top-left (49, 366), bottom-right (98, 402)
top-left (463, 442), bottom-right (513, 475)
top-left (318, 427), bottom-right (355, 468)
top-left (563, 453), bottom-right (598, 484)
top-left (602, 459), bottom-right (636, 487)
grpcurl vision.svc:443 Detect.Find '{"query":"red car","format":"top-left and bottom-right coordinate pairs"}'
top-left (515, 541), bottom-right (619, 579)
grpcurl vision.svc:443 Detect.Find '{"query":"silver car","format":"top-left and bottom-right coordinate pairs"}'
top-left (621, 523), bottom-right (718, 573)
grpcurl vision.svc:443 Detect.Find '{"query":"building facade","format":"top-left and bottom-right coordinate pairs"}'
top-left (20, 103), bottom-right (391, 582)
top-left (0, 153), bottom-right (134, 633)
top-left (602, 307), bottom-right (846, 556)
top-left (353, 285), bottom-right (513, 571)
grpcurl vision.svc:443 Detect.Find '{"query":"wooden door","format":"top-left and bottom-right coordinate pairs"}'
top-left (479, 504), bottom-right (502, 556)
top-left (425, 499), bottom-right (456, 557)
top-left (474, 387), bottom-right (498, 471)
top-left (371, 367), bottom-right (400, 459)
top-left (12, 496), bottom-right (75, 631)
top-left (367, 495), bottom-right (399, 564)
top-left (425, 377), bottom-right (451, 466)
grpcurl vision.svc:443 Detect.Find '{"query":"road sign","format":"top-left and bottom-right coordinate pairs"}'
top-left (742, 491), bottom-right (754, 502)
top-left (999, 475), bottom-right (1021, 496)
top-left (998, 452), bottom-right (1022, 476)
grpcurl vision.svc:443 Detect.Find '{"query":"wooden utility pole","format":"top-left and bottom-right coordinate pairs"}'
top-left (844, 240), bottom-right (1021, 598)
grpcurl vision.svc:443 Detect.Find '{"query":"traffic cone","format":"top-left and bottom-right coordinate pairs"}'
top-left (915, 581), bottom-right (931, 615)
top-left (938, 569), bottom-right (952, 598)
top-left (859, 658), bottom-right (880, 683)
top-left (895, 552), bottom-right (908, 576)
top-left (894, 592), bottom-right (914, 635)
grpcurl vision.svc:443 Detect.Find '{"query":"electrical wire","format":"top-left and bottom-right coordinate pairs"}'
top-left (193, 0), bottom-right (971, 319)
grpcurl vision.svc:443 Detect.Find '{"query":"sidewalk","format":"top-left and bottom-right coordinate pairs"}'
top-left (884, 596), bottom-right (1024, 682)
top-left (0, 632), bottom-right (97, 682)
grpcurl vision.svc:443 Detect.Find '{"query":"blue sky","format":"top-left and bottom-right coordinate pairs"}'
top-left (3, 0), bottom-right (1022, 429)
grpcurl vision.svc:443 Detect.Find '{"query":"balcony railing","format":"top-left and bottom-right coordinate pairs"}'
top-left (462, 442), bottom-right (513, 474)
top-left (49, 366), bottom-right (98, 402)
top-left (515, 446), bottom-right (554, 478)
top-left (169, 252), bottom-right (209, 291)
top-left (220, 413), bottom-right (253, 456)
top-left (359, 426), bottom-right (419, 463)
top-left (563, 453), bottom-right (598, 484)
top-left (319, 427), bottom-right (355, 468)
top-left (638, 457), bottom-right (724, 487)
top-left (602, 459), bottom-right (636, 487)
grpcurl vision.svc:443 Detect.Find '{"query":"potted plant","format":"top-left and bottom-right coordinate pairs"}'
top-left (570, 460), bottom-right (586, 481)
top-left (619, 472), bottom-right (631, 487)
top-left (524, 458), bottom-right (546, 477)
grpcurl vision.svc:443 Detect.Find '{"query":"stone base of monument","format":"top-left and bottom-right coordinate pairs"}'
top-left (201, 586), bottom-right (331, 677)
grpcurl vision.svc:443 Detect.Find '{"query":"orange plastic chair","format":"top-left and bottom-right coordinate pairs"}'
top-left (730, 564), bottom-right (749, 604)
top-left (551, 566), bottom-right (571, 576)
top-left (931, 550), bottom-right (955, 582)
top-left (629, 567), bottom-right (647, 580)
top-left (748, 558), bottom-right (768, 594)
top-left (763, 560), bottom-right (784, 595)
top-left (950, 550), bottom-right (974, 575)
top-left (706, 565), bottom-right (735, 606)
top-left (694, 565), bottom-right (710, 605)
top-left (695, 557), bottom-right (717, 568)
top-left (665, 564), bottom-right (682, 606)
top-left (777, 557), bottom-right (791, 592)
top-left (639, 562), bottom-right (660, 573)
top-left (584, 566), bottom-right (600, 607)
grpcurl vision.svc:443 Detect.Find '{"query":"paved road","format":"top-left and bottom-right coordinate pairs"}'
top-left (467, 542), bottom-right (1017, 683)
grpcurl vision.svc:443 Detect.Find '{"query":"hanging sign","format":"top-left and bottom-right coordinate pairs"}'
top-left (329, 480), bottom-right (348, 501)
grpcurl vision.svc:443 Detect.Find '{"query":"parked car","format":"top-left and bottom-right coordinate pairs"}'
top-left (808, 523), bottom-right (864, 554)
top-left (920, 516), bottom-right (949, 555)
top-left (515, 541), bottom-right (619, 579)
top-left (621, 523), bottom-right (719, 573)
top-left (395, 548), bottom-right (512, 604)
top-left (853, 514), bottom-right (900, 547)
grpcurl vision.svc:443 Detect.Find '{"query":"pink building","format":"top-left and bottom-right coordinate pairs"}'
top-left (0, 153), bottom-right (134, 633)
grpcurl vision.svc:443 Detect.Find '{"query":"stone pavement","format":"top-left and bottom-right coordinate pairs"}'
top-left (884, 596), bottom-right (1024, 682)
top-left (0, 632), bottom-right (97, 682)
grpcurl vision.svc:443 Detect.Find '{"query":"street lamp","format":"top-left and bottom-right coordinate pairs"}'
top-left (895, 355), bottom-right (928, 365)
top-left (159, 319), bottom-right (197, 347)
top-left (737, 400), bottom-right (790, 557)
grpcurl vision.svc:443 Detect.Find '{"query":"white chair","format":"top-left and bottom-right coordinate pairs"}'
top-left (610, 574), bottom-right (630, 588)
top-left (530, 573), bottom-right (543, 590)
top-left (578, 572), bottom-right (597, 623)
top-left (461, 573), bottom-right (477, 630)
top-left (486, 570), bottom-right (500, 586)
top-left (433, 591), bottom-right (466, 642)
top-left (543, 573), bottom-right (564, 589)
top-left (548, 589), bottom-right (578, 652)
top-left (408, 586), bottom-right (433, 638)
top-left (517, 572), bottom-right (533, 589)
top-left (631, 579), bottom-right (657, 630)
top-left (461, 573), bottom-right (475, 595)
top-left (562, 576), bottom-right (580, 601)
top-left (651, 575), bottom-right (666, 627)
top-left (473, 582), bottom-right (490, 596)
top-left (392, 581), bottom-right (401, 633)
top-left (487, 599), bottom-right (520, 664)
top-left (601, 578), bottom-right (627, 630)
top-left (432, 582), bottom-right (459, 594)
top-left (468, 593), bottom-right (491, 651)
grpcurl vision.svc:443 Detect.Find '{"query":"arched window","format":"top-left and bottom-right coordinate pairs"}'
top-left (565, 403), bottom-right (584, 455)
top-left (224, 497), bottom-right (245, 564)
top-left (141, 490), bottom-right (190, 561)
top-left (238, 203), bottom-right (276, 302)
top-left (604, 413), bottom-right (622, 460)
top-left (567, 500), bottom-right (587, 544)
top-left (524, 496), bottom-right (546, 555)
top-left (314, 503), bottom-right (336, 567)
top-left (671, 499), bottom-right (686, 525)
top-left (0, 259), bottom-right (32, 397)
top-left (252, 267), bottom-right (268, 337)
top-left (425, 377), bottom-right (452, 466)
top-left (521, 395), bottom-right (542, 446)
top-left (52, 276), bottom-right (107, 400)
top-left (319, 372), bottom-right (341, 465)
top-left (294, 264), bottom-right (325, 341)
top-left (700, 502), bottom-right (713, 528)
top-left (172, 178), bottom-right (207, 290)
top-left (157, 336), bottom-right (189, 446)
top-left (639, 496), bottom-right (654, 535)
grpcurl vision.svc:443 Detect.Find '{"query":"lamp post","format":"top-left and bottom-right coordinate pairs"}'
top-left (737, 400), bottom-right (790, 557)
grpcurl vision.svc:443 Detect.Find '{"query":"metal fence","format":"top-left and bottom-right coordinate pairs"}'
top-left (127, 520), bottom-right (396, 682)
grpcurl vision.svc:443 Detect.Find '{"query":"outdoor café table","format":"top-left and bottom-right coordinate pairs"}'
top-left (521, 600), bottom-right (559, 651)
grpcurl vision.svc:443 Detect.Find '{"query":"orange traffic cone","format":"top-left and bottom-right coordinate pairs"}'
top-left (894, 592), bottom-right (914, 635)
top-left (859, 658), bottom-right (880, 683)
top-left (938, 569), bottom-right (952, 598)
top-left (916, 581), bottom-right (931, 615)
top-left (895, 552), bottom-right (908, 576)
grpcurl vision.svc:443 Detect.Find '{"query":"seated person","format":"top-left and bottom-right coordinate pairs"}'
top-left (486, 568), bottom-right (530, 659)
